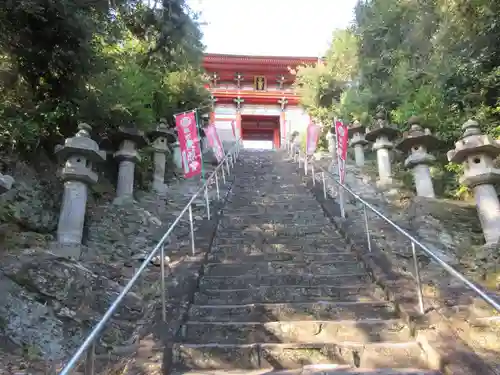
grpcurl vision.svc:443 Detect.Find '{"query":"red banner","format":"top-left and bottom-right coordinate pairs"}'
top-left (335, 120), bottom-right (349, 183)
top-left (174, 110), bottom-right (202, 179)
top-left (306, 120), bottom-right (321, 155)
top-left (205, 124), bottom-right (225, 162)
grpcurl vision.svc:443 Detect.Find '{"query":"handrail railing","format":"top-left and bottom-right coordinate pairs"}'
top-left (58, 140), bottom-right (242, 375)
top-left (289, 146), bottom-right (500, 313)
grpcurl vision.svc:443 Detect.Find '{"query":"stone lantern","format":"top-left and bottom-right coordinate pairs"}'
top-left (365, 108), bottom-right (401, 188)
top-left (54, 123), bottom-right (106, 249)
top-left (447, 119), bottom-right (500, 244)
top-left (111, 127), bottom-right (147, 200)
top-left (147, 119), bottom-right (177, 195)
top-left (0, 172), bottom-right (14, 194)
top-left (396, 116), bottom-right (442, 198)
top-left (326, 128), bottom-right (337, 161)
top-left (348, 120), bottom-right (369, 167)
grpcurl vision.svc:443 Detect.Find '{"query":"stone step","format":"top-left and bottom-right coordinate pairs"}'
top-left (207, 252), bottom-right (356, 263)
top-left (219, 215), bottom-right (331, 224)
top-left (193, 285), bottom-right (386, 305)
top-left (181, 319), bottom-right (412, 344)
top-left (212, 243), bottom-right (349, 254)
top-left (204, 261), bottom-right (363, 277)
top-left (188, 301), bottom-right (398, 322)
top-left (171, 369), bottom-right (440, 375)
top-left (199, 273), bottom-right (368, 290)
top-left (224, 212), bottom-right (325, 220)
top-left (172, 341), bottom-right (429, 370)
top-left (212, 239), bottom-right (347, 250)
top-left (216, 226), bottom-right (338, 234)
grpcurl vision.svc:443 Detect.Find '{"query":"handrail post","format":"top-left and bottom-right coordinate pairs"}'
top-left (225, 158), bottom-right (230, 176)
top-left (160, 243), bottom-right (167, 322)
top-left (84, 342), bottom-right (95, 375)
top-left (205, 185), bottom-right (211, 220)
top-left (339, 187), bottom-right (346, 218)
top-left (321, 171), bottom-right (327, 199)
top-left (221, 162), bottom-right (226, 184)
top-left (215, 171), bottom-right (220, 200)
top-left (311, 163), bottom-right (315, 186)
top-left (412, 241), bottom-right (425, 314)
top-left (363, 205), bottom-right (372, 252)
top-left (188, 204), bottom-right (195, 256)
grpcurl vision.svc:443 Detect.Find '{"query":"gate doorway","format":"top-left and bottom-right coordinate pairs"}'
top-left (241, 115), bottom-right (280, 149)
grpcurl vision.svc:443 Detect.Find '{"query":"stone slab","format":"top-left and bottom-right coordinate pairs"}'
top-left (203, 261), bottom-right (364, 277)
top-left (193, 285), bottom-right (386, 305)
top-left (199, 273), bottom-right (369, 290)
top-left (188, 301), bottom-right (398, 323)
top-left (181, 319), bottom-right (412, 344)
top-left (172, 342), bottom-right (429, 370)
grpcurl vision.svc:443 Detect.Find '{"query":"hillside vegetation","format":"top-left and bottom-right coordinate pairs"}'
top-left (0, 0), bottom-right (210, 152)
top-left (294, 0), bottom-right (500, 198)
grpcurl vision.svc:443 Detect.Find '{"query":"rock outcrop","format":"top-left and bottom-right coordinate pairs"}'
top-left (0, 148), bottom-right (232, 374)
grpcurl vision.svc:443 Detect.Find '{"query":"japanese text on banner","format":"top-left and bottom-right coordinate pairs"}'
top-left (306, 121), bottom-right (321, 155)
top-left (335, 120), bottom-right (349, 183)
top-left (174, 110), bottom-right (202, 179)
top-left (205, 124), bottom-right (225, 163)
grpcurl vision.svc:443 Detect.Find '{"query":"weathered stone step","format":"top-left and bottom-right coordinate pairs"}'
top-left (188, 301), bottom-right (398, 323)
top-left (207, 251), bottom-right (356, 263)
top-left (204, 261), bottom-right (363, 277)
top-left (181, 319), bottom-right (412, 344)
top-left (172, 341), bottom-right (429, 370)
top-left (171, 369), bottom-right (440, 375)
top-left (193, 285), bottom-right (386, 305)
top-left (219, 214), bottom-right (331, 223)
top-left (212, 243), bottom-right (348, 254)
top-left (227, 207), bottom-right (322, 215)
top-left (222, 212), bottom-right (325, 217)
top-left (213, 237), bottom-right (348, 250)
top-left (199, 273), bottom-right (368, 290)
top-left (217, 222), bottom-right (337, 233)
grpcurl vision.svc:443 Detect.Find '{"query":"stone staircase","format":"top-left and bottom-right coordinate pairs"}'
top-left (170, 151), bottom-right (440, 375)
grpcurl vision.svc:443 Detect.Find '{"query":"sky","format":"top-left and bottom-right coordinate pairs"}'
top-left (188, 0), bottom-right (358, 57)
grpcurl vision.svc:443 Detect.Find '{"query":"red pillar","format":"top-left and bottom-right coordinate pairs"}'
top-left (273, 128), bottom-right (280, 149)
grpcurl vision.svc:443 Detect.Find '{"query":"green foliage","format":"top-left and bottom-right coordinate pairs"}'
top-left (293, 29), bottom-right (359, 147)
top-left (295, 0), bottom-right (500, 200)
top-left (0, 0), bottom-right (209, 149)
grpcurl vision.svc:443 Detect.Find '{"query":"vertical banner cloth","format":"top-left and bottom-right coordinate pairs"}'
top-left (306, 121), bottom-right (321, 155)
top-left (174, 110), bottom-right (203, 179)
top-left (205, 124), bottom-right (225, 162)
top-left (335, 120), bottom-right (349, 184)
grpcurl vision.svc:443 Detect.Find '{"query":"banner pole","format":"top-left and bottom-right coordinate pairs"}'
top-left (335, 118), bottom-right (346, 218)
top-left (194, 109), bottom-right (206, 184)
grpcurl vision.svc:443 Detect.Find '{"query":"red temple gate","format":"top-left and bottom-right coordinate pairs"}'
top-left (203, 53), bottom-right (318, 149)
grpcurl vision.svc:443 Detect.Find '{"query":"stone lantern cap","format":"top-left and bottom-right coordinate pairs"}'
top-left (396, 116), bottom-right (442, 153)
top-left (447, 119), bottom-right (500, 163)
top-left (147, 119), bottom-right (177, 144)
top-left (110, 127), bottom-right (148, 150)
top-left (348, 120), bottom-right (365, 136)
top-left (54, 123), bottom-right (106, 163)
top-left (365, 110), bottom-right (401, 142)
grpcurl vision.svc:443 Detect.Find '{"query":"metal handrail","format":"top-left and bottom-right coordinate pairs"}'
top-left (290, 147), bottom-right (500, 313)
top-left (58, 140), bottom-right (242, 375)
